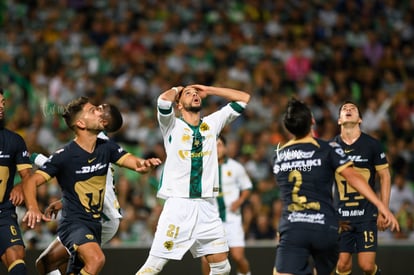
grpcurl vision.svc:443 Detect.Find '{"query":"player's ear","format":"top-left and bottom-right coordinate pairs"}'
top-left (75, 119), bottom-right (86, 130)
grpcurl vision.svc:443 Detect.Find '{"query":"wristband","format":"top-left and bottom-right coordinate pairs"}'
top-left (172, 87), bottom-right (179, 95)
top-left (29, 153), bottom-right (38, 164)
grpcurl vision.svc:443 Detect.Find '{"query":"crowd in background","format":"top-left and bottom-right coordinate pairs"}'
top-left (1, 0), bottom-right (414, 249)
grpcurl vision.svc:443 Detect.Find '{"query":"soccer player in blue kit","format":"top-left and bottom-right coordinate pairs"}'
top-left (33, 103), bottom-right (125, 275)
top-left (333, 101), bottom-right (392, 275)
top-left (0, 89), bottom-right (32, 274)
top-left (22, 97), bottom-right (161, 275)
top-left (272, 98), bottom-right (399, 275)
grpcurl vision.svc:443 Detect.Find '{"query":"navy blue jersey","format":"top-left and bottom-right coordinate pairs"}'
top-left (332, 133), bottom-right (388, 223)
top-left (0, 128), bottom-right (31, 210)
top-left (36, 138), bottom-right (128, 222)
top-left (273, 137), bottom-right (352, 233)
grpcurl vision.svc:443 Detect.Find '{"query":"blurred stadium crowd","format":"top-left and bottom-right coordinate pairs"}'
top-left (1, 0), bottom-right (414, 249)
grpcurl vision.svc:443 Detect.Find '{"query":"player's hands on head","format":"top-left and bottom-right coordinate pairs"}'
top-left (188, 84), bottom-right (208, 99)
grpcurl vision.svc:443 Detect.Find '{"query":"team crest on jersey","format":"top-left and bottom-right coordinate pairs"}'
top-left (164, 241), bottom-right (174, 251)
top-left (85, 234), bottom-right (94, 240)
top-left (199, 122), bottom-right (210, 132)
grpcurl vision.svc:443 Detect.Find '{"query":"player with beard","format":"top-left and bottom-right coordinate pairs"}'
top-left (135, 85), bottom-right (250, 275)
top-left (22, 97), bottom-right (161, 275)
top-left (32, 103), bottom-right (124, 275)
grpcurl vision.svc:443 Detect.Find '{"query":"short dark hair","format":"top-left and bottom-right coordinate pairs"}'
top-left (0, 88), bottom-right (3, 95)
top-left (105, 104), bottom-right (123, 132)
top-left (62, 97), bottom-right (89, 130)
top-left (283, 98), bottom-right (312, 138)
top-left (338, 100), bottom-right (362, 119)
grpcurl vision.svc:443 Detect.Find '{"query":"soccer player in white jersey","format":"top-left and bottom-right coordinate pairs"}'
top-left (32, 104), bottom-right (124, 275)
top-left (201, 135), bottom-right (252, 275)
top-left (135, 84), bottom-right (250, 275)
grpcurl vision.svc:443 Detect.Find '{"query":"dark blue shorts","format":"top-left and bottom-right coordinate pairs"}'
top-left (58, 219), bottom-right (102, 273)
top-left (338, 220), bottom-right (377, 253)
top-left (0, 210), bottom-right (25, 256)
top-left (275, 228), bottom-right (339, 275)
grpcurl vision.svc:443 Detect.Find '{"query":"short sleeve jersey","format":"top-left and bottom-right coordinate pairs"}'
top-left (97, 132), bottom-right (122, 220)
top-left (273, 137), bottom-right (352, 233)
top-left (0, 129), bottom-right (31, 210)
top-left (218, 158), bottom-right (252, 222)
top-left (36, 138), bottom-right (128, 222)
top-left (157, 99), bottom-right (246, 199)
top-left (332, 132), bottom-right (389, 222)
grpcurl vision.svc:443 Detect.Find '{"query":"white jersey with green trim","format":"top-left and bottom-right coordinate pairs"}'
top-left (157, 98), bottom-right (246, 199)
top-left (219, 158), bottom-right (252, 222)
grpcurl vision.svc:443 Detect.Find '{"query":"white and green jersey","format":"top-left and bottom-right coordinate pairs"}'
top-left (217, 158), bottom-right (252, 223)
top-left (157, 98), bottom-right (246, 199)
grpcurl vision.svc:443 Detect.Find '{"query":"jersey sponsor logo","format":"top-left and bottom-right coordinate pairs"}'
top-left (273, 159), bottom-right (321, 174)
top-left (344, 149), bottom-right (354, 153)
top-left (287, 212), bottom-right (325, 224)
top-left (338, 208), bottom-right (365, 217)
top-left (0, 151), bottom-right (10, 158)
top-left (22, 150), bottom-right (29, 157)
top-left (76, 163), bottom-right (107, 174)
top-left (10, 238), bottom-right (21, 243)
top-left (178, 150), bottom-right (212, 160)
top-left (364, 244), bottom-right (374, 249)
top-left (347, 155), bottom-right (368, 162)
top-left (275, 144), bottom-right (316, 161)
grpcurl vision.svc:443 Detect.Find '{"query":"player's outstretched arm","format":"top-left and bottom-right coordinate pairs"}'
top-left (22, 173), bottom-right (48, 228)
top-left (341, 167), bottom-right (400, 232)
top-left (120, 154), bottom-right (162, 173)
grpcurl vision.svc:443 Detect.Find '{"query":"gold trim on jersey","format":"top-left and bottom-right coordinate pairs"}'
top-left (16, 163), bottom-right (32, 171)
top-left (115, 153), bottom-right (131, 166)
top-left (282, 137), bottom-right (320, 149)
